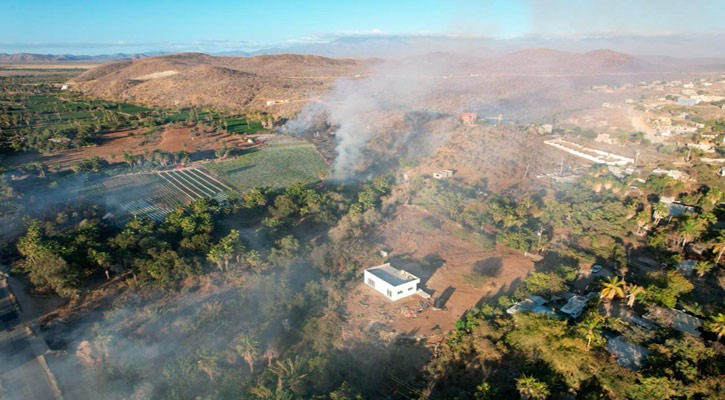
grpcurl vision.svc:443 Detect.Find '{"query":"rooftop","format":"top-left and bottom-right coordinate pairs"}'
top-left (365, 263), bottom-right (420, 287)
top-left (560, 295), bottom-right (588, 318)
top-left (606, 335), bottom-right (649, 369)
top-left (506, 295), bottom-right (548, 315)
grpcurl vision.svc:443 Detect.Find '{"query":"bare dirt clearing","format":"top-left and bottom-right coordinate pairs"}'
top-left (344, 206), bottom-right (535, 341)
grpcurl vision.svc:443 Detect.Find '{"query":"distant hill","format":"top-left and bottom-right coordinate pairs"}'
top-left (0, 52), bottom-right (164, 63)
top-left (67, 49), bottom-right (724, 118)
top-left (69, 53), bottom-right (370, 115)
top-left (236, 33), bottom-right (725, 59)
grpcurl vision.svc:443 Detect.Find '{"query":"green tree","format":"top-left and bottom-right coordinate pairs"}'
top-left (195, 349), bottom-right (220, 383)
top-left (627, 377), bottom-right (676, 400)
top-left (516, 375), bottom-right (549, 400)
top-left (136, 248), bottom-right (194, 287)
top-left (677, 216), bottom-right (704, 249)
top-left (578, 312), bottom-right (605, 350)
top-left (711, 231), bottom-right (725, 264)
top-left (601, 276), bottom-right (626, 301)
top-left (652, 202), bottom-right (669, 226)
top-left (16, 223), bottom-right (79, 298)
top-left (694, 260), bottom-right (714, 278)
top-left (234, 334), bottom-right (259, 373)
top-left (268, 356), bottom-right (309, 396)
top-left (207, 229), bottom-right (243, 272)
top-left (645, 270), bottom-right (694, 308)
top-left (626, 284), bottom-right (646, 307)
top-left (704, 313), bottom-right (725, 339)
top-left (521, 272), bottom-right (566, 296)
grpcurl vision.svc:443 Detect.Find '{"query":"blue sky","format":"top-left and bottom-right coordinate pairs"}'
top-left (0, 0), bottom-right (723, 54)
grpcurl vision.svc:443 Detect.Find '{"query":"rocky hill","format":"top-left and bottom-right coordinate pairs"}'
top-left (69, 53), bottom-right (371, 116)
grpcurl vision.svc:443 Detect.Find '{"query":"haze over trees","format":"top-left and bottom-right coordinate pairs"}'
top-left (1, 46), bottom-right (724, 400)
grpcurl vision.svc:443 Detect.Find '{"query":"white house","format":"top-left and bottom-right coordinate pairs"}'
top-left (363, 263), bottom-right (420, 301)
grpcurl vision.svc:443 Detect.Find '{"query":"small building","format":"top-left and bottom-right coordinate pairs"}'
top-left (537, 124), bottom-right (553, 134)
top-left (507, 295), bottom-right (550, 315)
top-left (606, 335), bottom-right (649, 369)
top-left (677, 98), bottom-right (699, 106)
top-left (363, 263), bottom-right (420, 301)
top-left (560, 295), bottom-right (589, 318)
top-left (458, 112), bottom-right (477, 125)
top-left (644, 307), bottom-right (702, 337)
top-left (432, 169), bottom-right (454, 180)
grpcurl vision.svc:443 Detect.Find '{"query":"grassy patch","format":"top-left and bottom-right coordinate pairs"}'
top-left (202, 141), bottom-right (329, 191)
top-left (119, 103), bottom-right (151, 114)
top-left (226, 118), bottom-right (265, 134)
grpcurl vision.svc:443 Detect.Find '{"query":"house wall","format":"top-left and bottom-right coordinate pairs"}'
top-left (363, 270), bottom-right (419, 301)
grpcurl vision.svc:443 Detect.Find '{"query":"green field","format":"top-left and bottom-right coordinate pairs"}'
top-left (202, 140), bottom-right (329, 191)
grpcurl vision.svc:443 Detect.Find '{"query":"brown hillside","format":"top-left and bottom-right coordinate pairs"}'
top-left (69, 53), bottom-right (370, 116)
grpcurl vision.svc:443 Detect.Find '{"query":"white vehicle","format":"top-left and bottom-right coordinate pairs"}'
top-left (591, 264), bottom-right (602, 273)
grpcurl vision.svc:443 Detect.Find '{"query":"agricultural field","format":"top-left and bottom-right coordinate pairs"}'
top-left (71, 168), bottom-right (231, 221)
top-left (0, 74), bottom-right (273, 159)
top-left (202, 135), bottom-right (329, 191)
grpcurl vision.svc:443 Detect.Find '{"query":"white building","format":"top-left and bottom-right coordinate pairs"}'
top-left (432, 169), bottom-right (454, 180)
top-left (363, 263), bottom-right (420, 301)
top-left (560, 295), bottom-right (588, 318)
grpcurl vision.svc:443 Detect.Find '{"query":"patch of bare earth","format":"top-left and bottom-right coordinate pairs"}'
top-left (343, 205), bottom-right (535, 344)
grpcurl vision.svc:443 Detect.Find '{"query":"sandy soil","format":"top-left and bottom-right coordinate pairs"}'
top-left (343, 205), bottom-right (535, 343)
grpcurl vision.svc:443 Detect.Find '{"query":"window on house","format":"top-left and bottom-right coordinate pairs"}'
top-left (397, 290), bottom-right (403, 295)
top-left (408, 287), bottom-right (414, 291)
top-left (367, 278), bottom-right (375, 287)
top-left (386, 289), bottom-right (392, 297)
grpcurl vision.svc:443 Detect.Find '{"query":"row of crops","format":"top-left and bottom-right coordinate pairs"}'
top-left (80, 168), bottom-right (233, 222)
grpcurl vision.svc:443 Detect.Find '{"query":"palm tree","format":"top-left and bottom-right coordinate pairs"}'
top-left (652, 202), bottom-right (669, 226)
top-left (235, 334), bottom-right (259, 373)
top-left (626, 284), bottom-right (646, 307)
top-left (677, 217), bottom-right (703, 249)
top-left (196, 350), bottom-right (220, 383)
top-left (694, 261), bottom-right (714, 278)
top-left (704, 313), bottom-right (725, 340)
top-left (634, 211), bottom-right (650, 236)
top-left (711, 231), bottom-right (725, 265)
top-left (269, 356), bottom-right (308, 395)
top-left (579, 314), bottom-right (605, 350)
top-left (601, 276), bottom-right (627, 301)
top-left (516, 375), bottom-right (550, 400)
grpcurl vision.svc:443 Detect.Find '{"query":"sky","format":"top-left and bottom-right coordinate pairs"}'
top-left (0, 0), bottom-right (724, 55)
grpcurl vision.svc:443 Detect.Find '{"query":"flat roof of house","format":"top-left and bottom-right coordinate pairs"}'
top-left (365, 263), bottom-right (420, 287)
top-left (506, 296), bottom-right (548, 315)
top-left (560, 295), bottom-right (588, 317)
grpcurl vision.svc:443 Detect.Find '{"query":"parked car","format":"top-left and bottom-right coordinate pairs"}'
top-left (591, 264), bottom-right (602, 273)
